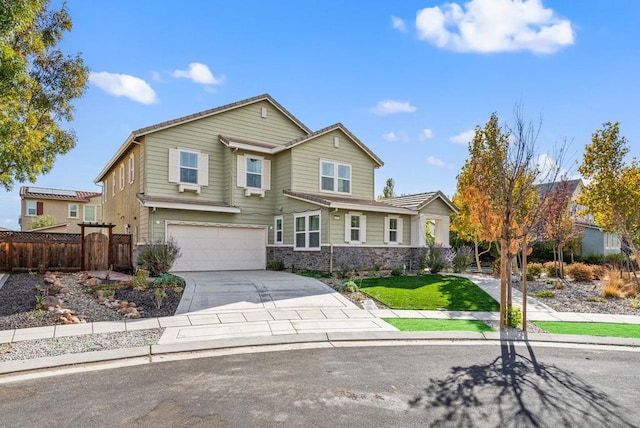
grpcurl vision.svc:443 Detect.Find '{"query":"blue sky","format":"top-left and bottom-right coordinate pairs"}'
top-left (2, 0), bottom-right (639, 230)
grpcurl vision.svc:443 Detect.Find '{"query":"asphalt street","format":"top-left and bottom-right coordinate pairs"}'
top-left (0, 343), bottom-right (638, 427)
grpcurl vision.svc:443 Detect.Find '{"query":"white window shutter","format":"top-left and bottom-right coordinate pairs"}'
top-left (344, 214), bottom-right (351, 242)
top-left (263, 159), bottom-right (271, 190)
top-left (237, 155), bottom-right (246, 187)
top-left (384, 216), bottom-right (389, 243)
top-left (168, 148), bottom-right (179, 183)
top-left (198, 153), bottom-right (209, 186)
top-left (361, 215), bottom-right (367, 243)
top-left (397, 218), bottom-right (404, 244)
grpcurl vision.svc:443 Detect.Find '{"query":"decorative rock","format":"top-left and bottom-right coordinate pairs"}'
top-left (87, 277), bottom-right (101, 287)
top-left (128, 302), bottom-right (136, 307)
top-left (116, 301), bottom-right (129, 309)
top-left (41, 296), bottom-right (61, 310)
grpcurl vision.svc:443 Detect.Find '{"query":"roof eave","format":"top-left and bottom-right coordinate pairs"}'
top-left (138, 199), bottom-right (242, 214)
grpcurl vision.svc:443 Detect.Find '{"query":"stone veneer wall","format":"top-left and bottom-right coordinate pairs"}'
top-left (267, 246), bottom-right (429, 273)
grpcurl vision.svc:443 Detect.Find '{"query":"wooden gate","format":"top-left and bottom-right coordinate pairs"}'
top-left (84, 232), bottom-right (109, 270)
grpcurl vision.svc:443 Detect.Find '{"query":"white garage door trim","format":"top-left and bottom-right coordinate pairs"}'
top-left (166, 221), bottom-right (267, 272)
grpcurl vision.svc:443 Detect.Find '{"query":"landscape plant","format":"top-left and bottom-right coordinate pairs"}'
top-left (565, 263), bottom-right (594, 282)
top-left (423, 243), bottom-right (453, 274)
top-left (29, 215), bottom-right (58, 230)
top-left (136, 238), bottom-right (182, 276)
top-left (452, 245), bottom-right (474, 273)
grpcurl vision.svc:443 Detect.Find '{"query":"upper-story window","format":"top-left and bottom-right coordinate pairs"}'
top-left (26, 201), bottom-right (38, 216)
top-left (168, 148), bottom-right (209, 193)
top-left (111, 172), bottom-right (116, 196)
top-left (103, 181), bottom-right (107, 203)
top-left (84, 205), bottom-right (97, 222)
top-left (180, 151), bottom-right (198, 184)
top-left (320, 160), bottom-right (351, 194)
top-left (68, 204), bottom-right (79, 218)
top-left (236, 154), bottom-right (271, 196)
top-left (119, 164), bottom-right (125, 190)
top-left (128, 154), bottom-right (135, 184)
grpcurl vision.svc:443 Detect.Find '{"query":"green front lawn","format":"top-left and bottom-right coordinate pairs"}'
top-left (534, 321), bottom-right (640, 339)
top-left (359, 274), bottom-right (499, 311)
top-left (384, 318), bottom-right (494, 332)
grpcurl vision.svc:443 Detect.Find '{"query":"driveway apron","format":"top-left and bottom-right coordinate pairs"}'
top-left (174, 271), bottom-right (356, 314)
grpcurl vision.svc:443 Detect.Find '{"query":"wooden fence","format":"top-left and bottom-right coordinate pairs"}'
top-left (0, 231), bottom-right (132, 273)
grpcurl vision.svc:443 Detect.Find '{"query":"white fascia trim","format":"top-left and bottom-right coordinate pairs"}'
top-left (330, 243), bottom-right (413, 248)
top-left (330, 202), bottom-right (415, 215)
top-left (226, 141), bottom-right (276, 154)
top-left (165, 220), bottom-right (265, 229)
top-left (95, 133), bottom-right (135, 183)
top-left (140, 200), bottom-right (241, 213)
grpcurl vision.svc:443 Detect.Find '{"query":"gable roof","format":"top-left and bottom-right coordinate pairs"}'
top-left (20, 186), bottom-right (101, 202)
top-left (284, 191), bottom-right (414, 215)
top-left (219, 123), bottom-right (384, 166)
top-left (384, 191), bottom-right (458, 213)
top-left (536, 179), bottom-right (582, 197)
top-left (95, 94), bottom-right (312, 182)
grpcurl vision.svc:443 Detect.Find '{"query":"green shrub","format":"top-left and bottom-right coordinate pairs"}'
top-left (452, 245), bottom-right (474, 273)
top-left (583, 253), bottom-right (604, 265)
top-left (533, 290), bottom-right (555, 298)
top-left (153, 273), bottom-right (185, 287)
top-left (267, 260), bottom-right (285, 271)
top-left (566, 263), bottom-right (594, 282)
top-left (604, 253), bottom-right (626, 268)
top-left (526, 263), bottom-right (543, 279)
top-left (136, 238), bottom-right (182, 276)
top-left (506, 306), bottom-right (522, 328)
top-left (335, 280), bottom-right (359, 293)
top-left (543, 261), bottom-right (566, 278)
top-left (299, 270), bottom-right (331, 278)
top-left (131, 269), bottom-right (150, 290)
top-left (29, 214), bottom-right (58, 230)
top-left (423, 244), bottom-right (453, 274)
top-left (153, 288), bottom-right (168, 309)
top-left (390, 268), bottom-right (404, 277)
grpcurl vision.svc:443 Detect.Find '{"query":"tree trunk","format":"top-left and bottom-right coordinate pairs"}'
top-left (522, 232), bottom-right (528, 332)
top-left (500, 238), bottom-right (507, 330)
top-left (475, 239), bottom-right (482, 272)
top-left (559, 245), bottom-right (564, 279)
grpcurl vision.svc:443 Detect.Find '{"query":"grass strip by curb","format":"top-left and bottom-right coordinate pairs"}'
top-left (384, 318), bottom-right (494, 333)
top-left (534, 321), bottom-right (640, 339)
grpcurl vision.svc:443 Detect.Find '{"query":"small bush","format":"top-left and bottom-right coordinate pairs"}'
top-left (526, 263), bottom-right (543, 281)
top-left (136, 238), bottom-right (182, 276)
top-left (587, 297), bottom-right (608, 303)
top-left (390, 268), bottom-right (404, 277)
top-left (29, 214), bottom-right (58, 230)
top-left (423, 244), bottom-right (453, 274)
top-left (335, 280), bottom-right (359, 293)
top-left (334, 248), bottom-right (365, 278)
top-left (506, 306), bottom-right (522, 328)
top-left (299, 270), bottom-right (331, 278)
top-left (268, 260), bottom-right (285, 271)
top-left (153, 288), bottom-right (168, 309)
top-left (602, 270), bottom-right (636, 298)
top-left (591, 265), bottom-right (607, 280)
top-left (131, 269), bottom-right (150, 290)
top-left (533, 291), bottom-right (555, 298)
top-left (452, 245), bottom-right (474, 273)
top-left (566, 263), bottom-right (594, 282)
top-left (543, 261), bottom-right (566, 278)
top-left (153, 273), bottom-right (185, 288)
top-left (583, 253), bottom-right (605, 265)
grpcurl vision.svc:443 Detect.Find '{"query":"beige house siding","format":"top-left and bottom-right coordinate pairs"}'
top-left (290, 129), bottom-right (377, 199)
top-left (21, 196), bottom-right (102, 233)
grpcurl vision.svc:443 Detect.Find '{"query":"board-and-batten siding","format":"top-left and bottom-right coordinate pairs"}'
top-left (144, 100), bottom-right (307, 200)
top-left (290, 129), bottom-right (377, 199)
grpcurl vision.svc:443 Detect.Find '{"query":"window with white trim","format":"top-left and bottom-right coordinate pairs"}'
top-left (294, 211), bottom-right (320, 250)
top-left (103, 181), bottom-right (107, 203)
top-left (119, 164), bottom-right (125, 190)
top-left (246, 156), bottom-right (262, 188)
top-left (344, 212), bottom-right (366, 244)
top-left (128, 154), bottom-right (135, 184)
top-left (237, 154), bottom-right (271, 196)
top-left (68, 204), bottom-right (78, 218)
top-left (84, 205), bottom-right (97, 222)
top-left (111, 172), bottom-right (116, 196)
top-left (26, 201), bottom-right (37, 216)
top-left (384, 216), bottom-right (403, 244)
top-left (274, 216), bottom-right (283, 244)
top-left (320, 160), bottom-right (351, 193)
top-left (168, 148), bottom-right (209, 192)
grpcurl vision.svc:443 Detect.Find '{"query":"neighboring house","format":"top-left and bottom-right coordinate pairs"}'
top-left (95, 94), bottom-right (457, 272)
top-left (19, 187), bottom-right (102, 233)
top-left (537, 179), bottom-right (620, 257)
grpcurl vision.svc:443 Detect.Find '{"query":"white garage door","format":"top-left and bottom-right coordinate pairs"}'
top-left (167, 224), bottom-right (266, 271)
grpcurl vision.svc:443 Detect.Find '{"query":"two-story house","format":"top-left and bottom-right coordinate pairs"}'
top-left (19, 186), bottom-right (102, 233)
top-left (95, 94), bottom-right (456, 272)
top-left (537, 179), bottom-right (621, 257)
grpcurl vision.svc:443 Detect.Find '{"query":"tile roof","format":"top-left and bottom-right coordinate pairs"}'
top-left (20, 186), bottom-right (101, 202)
top-left (383, 192), bottom-right (438, 210)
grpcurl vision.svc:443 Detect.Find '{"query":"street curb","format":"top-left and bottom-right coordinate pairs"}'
top-left (0, 273), bottom-right (8, 291)
top-left (2, 331), bottom-right (640, 377)
top-left (0, 346), bottom-right (150, 375)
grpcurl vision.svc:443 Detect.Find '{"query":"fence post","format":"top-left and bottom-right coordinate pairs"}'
top-left (80, 224), bottom-right (85, 271)
top-left (8, 232), bottom-right (13, 272)
top-left (108, 227), bottom-right (113, 270)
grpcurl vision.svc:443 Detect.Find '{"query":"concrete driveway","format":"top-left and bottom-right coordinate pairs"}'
top-left (174, 270), bottom-right (357, 314)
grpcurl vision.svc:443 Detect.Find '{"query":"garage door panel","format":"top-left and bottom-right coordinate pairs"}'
top-left (168, 224), bottom-right (266, 271)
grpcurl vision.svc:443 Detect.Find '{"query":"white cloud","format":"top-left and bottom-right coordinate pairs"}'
top-left (427, 156), bottom-right (449, 168)
top-left (391, 16), bottom-right (408, 33)
top-left (382, 131), bottom-right (410, 142)
top-left (172, 63), bottom-right (224, 85)
top-left (450, 129), bottom-right (475, 145)
top-left (415, 0), bottom-right (574, 54)
top-left (151, 71), bottom-right (166, 82)
top-left (89, 72), bottom-right (158, 104)
top-left (420, 128), bottom-right (434, 140)
top-left (371, 100), bottom-right (417, 116)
